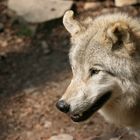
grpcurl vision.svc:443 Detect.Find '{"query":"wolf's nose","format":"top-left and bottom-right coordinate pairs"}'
top-left (56, 100), bottom-right (70, 113)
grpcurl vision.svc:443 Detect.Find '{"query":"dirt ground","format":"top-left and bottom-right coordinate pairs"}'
top-left (0, 1), bottom-right (140, 140)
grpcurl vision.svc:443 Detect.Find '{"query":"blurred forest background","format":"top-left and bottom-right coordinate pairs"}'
top-left (0, 0), bottom-right (140, 140)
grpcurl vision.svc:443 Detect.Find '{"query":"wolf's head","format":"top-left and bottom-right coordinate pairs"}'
top-left (56, 11), bottom-right (140, 122)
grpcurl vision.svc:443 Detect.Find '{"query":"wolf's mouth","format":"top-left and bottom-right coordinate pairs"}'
top-left (70, 91), bottom-right (112, 122)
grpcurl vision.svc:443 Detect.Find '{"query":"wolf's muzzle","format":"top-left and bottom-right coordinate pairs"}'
top-left (70, 91), bottom-right (112, 122)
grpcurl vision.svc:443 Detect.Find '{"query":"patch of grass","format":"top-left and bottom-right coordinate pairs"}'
top-left (16, 24), bottom-right (33, 37)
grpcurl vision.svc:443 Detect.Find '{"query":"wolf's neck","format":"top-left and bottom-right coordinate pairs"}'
top-left (99, 96), bottom-right (140, 128)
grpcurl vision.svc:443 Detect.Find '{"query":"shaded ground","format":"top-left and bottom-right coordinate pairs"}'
top-left (0, 1), bottom-right (140, 140)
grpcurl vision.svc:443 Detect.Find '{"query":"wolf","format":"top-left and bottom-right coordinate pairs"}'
top-left (56, 10), bottom-right (140, 137)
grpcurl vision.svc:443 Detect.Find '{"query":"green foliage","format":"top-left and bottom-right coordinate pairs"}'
top-left (16, 24), bottom-right (33, 37)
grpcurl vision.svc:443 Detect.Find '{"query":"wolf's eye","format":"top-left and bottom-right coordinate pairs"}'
top-left (89, 68), bottom-right (100, 76)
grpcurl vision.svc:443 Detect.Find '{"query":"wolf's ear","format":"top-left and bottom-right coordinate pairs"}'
top-left (107, 22), bottom-right (135, 53)
top-left (63, 10), bottom-right (84, 36)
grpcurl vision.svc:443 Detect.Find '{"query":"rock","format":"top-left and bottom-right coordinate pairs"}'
top-left (0, 23), bottom-right (4, 33)
top-left (41, 41), bottom-right (51, 54)
top-left (67, 126), bottom-right (75, 133)
top-left (110, 138), bottom-right (119, 140)
top-left (43, 121), bottom-right (52, 129)
top-left (0, 41), bottom-right (8, 48)
top-left (48, 134), bottom-right (74, 140)
top-left (84, 2), bottom-right (100, 10)
top-left (115, 0), bottom-right (140, 7)
top-left (8, 0), bottom-right (73, 23)
top-left (24, 87), bottom-right (37, 94)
